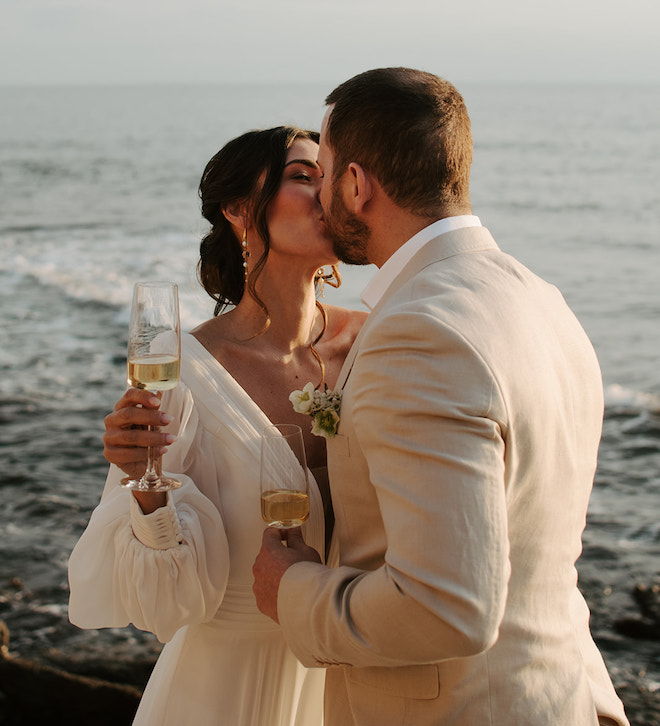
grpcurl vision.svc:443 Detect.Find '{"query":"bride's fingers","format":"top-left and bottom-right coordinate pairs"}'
top-left (105, 406), bottom-right (171, 434)
top-left (112, 388), bottom-right (162, 412)
top-left (102, 389), bottom-right (176, 472)
top-left (103, 425), bottom-right (175, 450)
top-left (103, 444), bottom-right (150, 465)
top-left (103, 446), bottom-right (152, 479)
top-left (104, 438), bottom-right (171, 470)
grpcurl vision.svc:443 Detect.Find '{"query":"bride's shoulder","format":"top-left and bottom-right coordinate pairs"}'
top-left (327, 303), bottom-right (368, 324)
top-left (188, 314), bottom-right (241, 358)
top-left (324, 305), bottom-right (368, 346)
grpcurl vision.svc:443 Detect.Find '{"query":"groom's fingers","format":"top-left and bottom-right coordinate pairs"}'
top-left (253, 526), bottom-right (324, 622)
top-left (259, 526), bottom-right (321, 562)
top-left (262, 526), bottom-right (287, 547)
top-left (283, 526), bottom-right (304, 547)
top-left (284, 528), bottom-right (322, 563)
top-left (253, 529), bottom-right (284, 622)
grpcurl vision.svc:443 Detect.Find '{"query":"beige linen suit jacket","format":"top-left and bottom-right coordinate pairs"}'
top-left (278, 227), bottom-right (629, 725)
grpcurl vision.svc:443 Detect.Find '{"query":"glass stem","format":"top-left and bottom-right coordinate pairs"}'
top-left (143, 424), bottom-right (162, 485)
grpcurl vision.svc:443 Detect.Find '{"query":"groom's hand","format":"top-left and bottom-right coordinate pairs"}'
top-left (252, 527), bottom-right (321, 623)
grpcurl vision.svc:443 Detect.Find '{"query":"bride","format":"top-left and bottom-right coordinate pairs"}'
top-left (68, 126), bottom-right (367, 725)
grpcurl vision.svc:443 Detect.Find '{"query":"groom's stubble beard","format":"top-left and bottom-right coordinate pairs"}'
top-left (325, 178), bottom-right (371, 266)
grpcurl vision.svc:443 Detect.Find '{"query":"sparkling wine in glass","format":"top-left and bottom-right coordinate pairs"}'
top-left (260, 424), bottom-right (310, 529)
top-left (121, 281), bottom-right (182, 491)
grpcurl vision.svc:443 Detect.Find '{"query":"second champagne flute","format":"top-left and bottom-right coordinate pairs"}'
top-left (121, 281), bottom-right (182, 491)
top-left (260, 424), bottom-right (310, 529)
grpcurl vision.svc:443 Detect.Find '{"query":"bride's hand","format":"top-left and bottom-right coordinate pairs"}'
top-left (103, 388), bottom-right (175, 479)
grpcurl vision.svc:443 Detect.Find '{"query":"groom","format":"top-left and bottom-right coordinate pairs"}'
top-left (253, 68), bottom-right (629, 726)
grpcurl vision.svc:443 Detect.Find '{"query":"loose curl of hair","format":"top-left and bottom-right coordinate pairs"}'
top-left (198, 126), bottom-right (320, 317)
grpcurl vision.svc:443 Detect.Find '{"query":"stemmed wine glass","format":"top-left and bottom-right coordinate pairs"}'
top-left (260, 424), bottom-right (310, 529)
top-left (120, 281), bottom-right (182, 491)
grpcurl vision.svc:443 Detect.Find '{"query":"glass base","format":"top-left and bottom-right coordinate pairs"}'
top-left (265, 519), bottom-right (306, 529)
top-left (120, 474), bottom-right (182, 491)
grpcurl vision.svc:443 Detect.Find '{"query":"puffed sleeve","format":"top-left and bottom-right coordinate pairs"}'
top-left (68, 382), bottom-right (230, 643)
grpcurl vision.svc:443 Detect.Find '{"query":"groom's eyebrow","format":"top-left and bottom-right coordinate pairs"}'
top-left (284, 159), bottom-right (320, 169)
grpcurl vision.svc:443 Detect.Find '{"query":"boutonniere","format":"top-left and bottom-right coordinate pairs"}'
top-left (289, 382), bottom-right (342, 438)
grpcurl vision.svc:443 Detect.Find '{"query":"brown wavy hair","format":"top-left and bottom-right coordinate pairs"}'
top-left (198, 126), bottom-right (320, 316)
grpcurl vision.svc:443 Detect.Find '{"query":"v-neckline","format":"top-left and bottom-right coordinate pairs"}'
top-left (183, 331), bottom-right (329, 474)
top-left (183, 332), bottom-right (274, 431)
top-left (183, 332), bottom-right (333, 555)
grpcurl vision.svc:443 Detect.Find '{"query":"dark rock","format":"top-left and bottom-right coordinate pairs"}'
top-left (632, 583), bottom-right (660, 623)
top-left (613, 617), bottom-right (660, 640)
top-left (613, 581), bottom-right (660, 642)
top-left (0, 620), bottom-right (141, 726)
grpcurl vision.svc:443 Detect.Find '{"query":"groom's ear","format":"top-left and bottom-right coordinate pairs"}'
top-left (346, 162), bottom-right (374, 214)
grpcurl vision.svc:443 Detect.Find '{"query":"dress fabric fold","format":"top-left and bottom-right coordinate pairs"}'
top-left (68, 332), bottom-right (326, 725)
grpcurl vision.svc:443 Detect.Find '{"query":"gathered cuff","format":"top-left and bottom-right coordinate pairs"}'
top-left (129, 493), bottom-right (184, 550)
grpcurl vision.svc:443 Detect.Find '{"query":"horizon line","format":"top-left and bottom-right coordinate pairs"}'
top-left (2, 78), bottom-right (659, 88)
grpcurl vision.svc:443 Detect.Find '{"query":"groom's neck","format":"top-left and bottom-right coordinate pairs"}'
top-left (367, 201), bottom-right (472, 268)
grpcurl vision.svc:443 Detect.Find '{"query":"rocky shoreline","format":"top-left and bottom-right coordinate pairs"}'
top-left (1, 620), bottom-right (142, 726)
top-left (1, 575), bottom-right (659, 726)
top-left (609, 581), bottom-right (660, 726)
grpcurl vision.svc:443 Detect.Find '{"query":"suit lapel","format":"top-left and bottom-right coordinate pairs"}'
top-left (334, 317), bottom-right (369, 390)
top-left (370, 226), bottom-right (499, 317)
top-left (335, 226), bottom-right (499, 392)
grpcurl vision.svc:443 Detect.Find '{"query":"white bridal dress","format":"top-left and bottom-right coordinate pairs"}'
top-left (68, 333), bottom-right (327, 726)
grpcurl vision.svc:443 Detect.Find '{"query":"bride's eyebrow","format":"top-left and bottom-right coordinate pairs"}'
top-left (284, 159), bottom-right (320, 169)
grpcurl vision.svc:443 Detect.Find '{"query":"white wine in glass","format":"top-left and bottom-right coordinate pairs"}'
top-left (127, 355), bottom-right (180, 392)
top-left (260, 424), bottom-right (310, 529)
top-left (121, 281), bottom-right (182, 491)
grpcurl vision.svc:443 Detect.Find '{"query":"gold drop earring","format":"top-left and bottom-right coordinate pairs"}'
top-left (242, 229), bottom-right (249, 286)
top-left (315, 265), bottom-right (342, 298)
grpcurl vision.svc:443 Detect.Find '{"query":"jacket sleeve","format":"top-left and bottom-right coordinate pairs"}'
top-left (68, 382), bottom-right (230, 643)
top-left (278, 305), bottom-right (510, 667)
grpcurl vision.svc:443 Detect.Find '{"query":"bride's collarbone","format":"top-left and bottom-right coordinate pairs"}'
top-left (200, 335), bottom-right (329, 467)
top-left (193, 316), bottom-right (343, 401)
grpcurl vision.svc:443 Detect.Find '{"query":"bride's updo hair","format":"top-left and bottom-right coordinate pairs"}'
top-left (198, 126), bottom-right (320, 315)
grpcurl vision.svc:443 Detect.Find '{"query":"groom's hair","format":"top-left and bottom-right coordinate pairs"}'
top-left (325, 68), bottom-right (472, 218)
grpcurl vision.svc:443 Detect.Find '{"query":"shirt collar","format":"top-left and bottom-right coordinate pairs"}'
top-left (361, 215), bottom-right (482, 310)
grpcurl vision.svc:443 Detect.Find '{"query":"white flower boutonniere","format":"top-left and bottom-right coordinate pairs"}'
top-left (289, 382), bottom-right (342, 438)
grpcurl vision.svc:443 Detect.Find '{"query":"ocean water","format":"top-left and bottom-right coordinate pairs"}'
top-left (1, 83), bottom-right (659, 721)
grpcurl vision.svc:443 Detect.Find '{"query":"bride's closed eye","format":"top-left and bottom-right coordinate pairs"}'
top-left (284, 159), bottom-right (322, 183)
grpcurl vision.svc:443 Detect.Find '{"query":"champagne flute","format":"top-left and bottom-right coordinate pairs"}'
top-left (120, 281), bottom-right (182, 491)
top-left (260, 424), bottom-right (310, 529)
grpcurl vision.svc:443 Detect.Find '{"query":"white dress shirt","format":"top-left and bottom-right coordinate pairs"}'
top-left (361, 215), bottom-right (482, 310)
